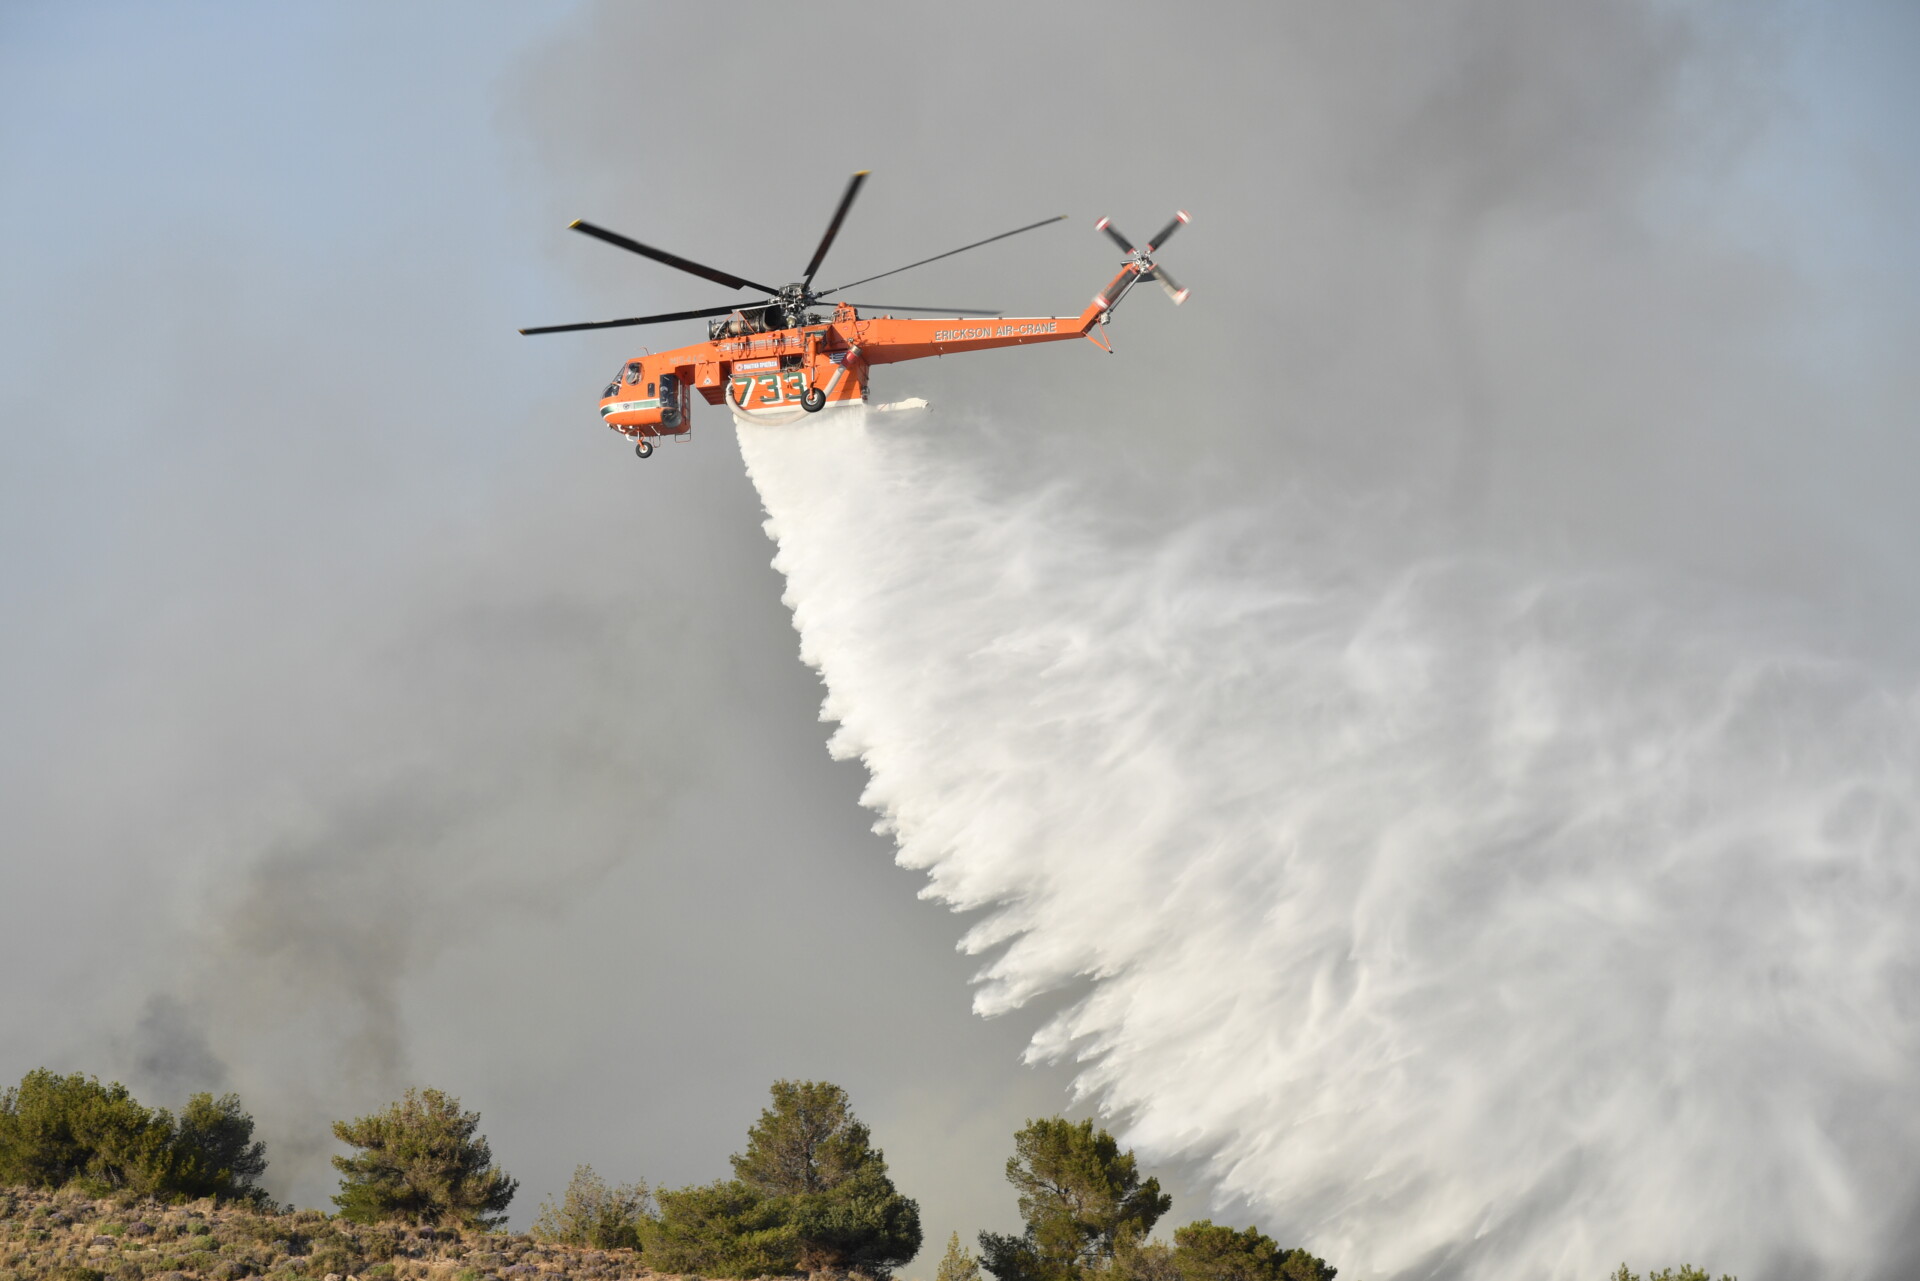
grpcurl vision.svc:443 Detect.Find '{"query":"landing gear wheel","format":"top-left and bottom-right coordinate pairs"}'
top-left (801, 387), bottom-right (826, 413)
top-left (634, 440), bottom-right (653, 459)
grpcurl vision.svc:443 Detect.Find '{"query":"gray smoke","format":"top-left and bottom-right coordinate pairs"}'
top-left (5, 0), bottom-right (1916, 1265)
top-left (95, 526), bottom-right (716, 1205)
top-left (516, 1), bottom-right (1920, 1275)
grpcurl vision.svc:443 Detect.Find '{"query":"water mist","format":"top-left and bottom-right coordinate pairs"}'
top-left (737, 410), bottom-right (1920, 1280)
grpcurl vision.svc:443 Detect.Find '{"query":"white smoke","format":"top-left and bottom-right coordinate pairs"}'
top-left (738, 410), bottom-right (1920, 1280)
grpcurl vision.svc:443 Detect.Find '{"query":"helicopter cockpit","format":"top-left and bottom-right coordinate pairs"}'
top-left (603, 360), bottom-right (641, 399)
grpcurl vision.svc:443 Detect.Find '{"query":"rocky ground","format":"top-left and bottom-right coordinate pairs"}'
top-left (0, 1188), bottom-right (656, 1281)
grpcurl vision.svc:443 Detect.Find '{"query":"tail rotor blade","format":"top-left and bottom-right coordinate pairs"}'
top-left (1094, 216), bottom-right (1134, 254)
top-left (1151, 264), bottom-right (1190, 306)
top-left (1147, 209), bottom-right (1190, 252)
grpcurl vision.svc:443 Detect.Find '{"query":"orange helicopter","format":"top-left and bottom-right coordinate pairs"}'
top-left (519, 171), bottom-right (1189, 458)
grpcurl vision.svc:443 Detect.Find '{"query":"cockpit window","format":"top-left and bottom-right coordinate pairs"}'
top-left (624, 362), bottom-right (644, 384)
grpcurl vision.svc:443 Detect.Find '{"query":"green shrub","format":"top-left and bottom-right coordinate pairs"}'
top-left (0, 1074), bottom-right (172, 1196)
top-left (305, 1246), bottom-right (353, 1277)
top-left (228, 1217), bottom-right (285, 1244)
top-left (0, 1072), bottom-right (270, 1206)
top-left (357, 1227), bottom-right (400, 1261)
top-left (531, 1165), bottom-right (650, 1250)
top-left (642, 1178), bottom-right (800, 1277)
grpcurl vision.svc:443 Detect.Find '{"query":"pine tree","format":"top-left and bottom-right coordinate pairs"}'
top-left (978, 1118), bottom-right (1170, 1281)
top-left (646, 1080), bottom-right (921, 1278)
top-left (331, 1087), bottom-right (517, 1229)
top-left (167, 1093), bottom-right (270, 1205)
top-left (733, 1080), bottom-right (921, 1276)
top-left (732, 1081), bottom-right (876, 1196)
top-left (1170, 1222), bottom-right (1334, 1281)
top-left (938, 1230), bottom-right (983, 1281)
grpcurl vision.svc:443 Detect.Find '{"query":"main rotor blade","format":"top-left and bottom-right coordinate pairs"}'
top-left (837, 303), bottom-right (1003, 316)
top-left (518, 303), bottom-right (750, 335)
top-left (568, 220), bottom-right (781, 295)
top-left (815, 215), bottom-right (1067, 297)
top-left (1147, 210), bottom-right (1190, 252)
top-left (801, 170), bottom-right (869, 290)
top-left (1094, 216), bottom-right (1135, 254)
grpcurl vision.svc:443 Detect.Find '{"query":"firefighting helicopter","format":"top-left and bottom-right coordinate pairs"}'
top-left (518, 171), bottom-right (1190, 458)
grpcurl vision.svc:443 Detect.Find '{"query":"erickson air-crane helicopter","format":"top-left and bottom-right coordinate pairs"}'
top-left (519, 171), bottom-right (1190, 458)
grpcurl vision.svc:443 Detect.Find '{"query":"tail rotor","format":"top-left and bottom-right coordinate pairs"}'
top-left (1090, 209), bottom-right (1192, 312)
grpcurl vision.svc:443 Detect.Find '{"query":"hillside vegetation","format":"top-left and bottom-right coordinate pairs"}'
top-left (0, 1185), bottom-right (650, 1281)
top-left (1, 1068), bottom-right (1732, 1281)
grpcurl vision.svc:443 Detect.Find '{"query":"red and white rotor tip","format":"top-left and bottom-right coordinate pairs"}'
top-left (1177, 210), bottom-right (1190, 223)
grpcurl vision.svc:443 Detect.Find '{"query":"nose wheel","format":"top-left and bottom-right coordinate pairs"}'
top-left (634, 440), bottom-right (654, 459)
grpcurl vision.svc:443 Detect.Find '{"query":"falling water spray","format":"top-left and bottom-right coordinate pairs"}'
top-left (737, 410), bottom-right (1920, 1280)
